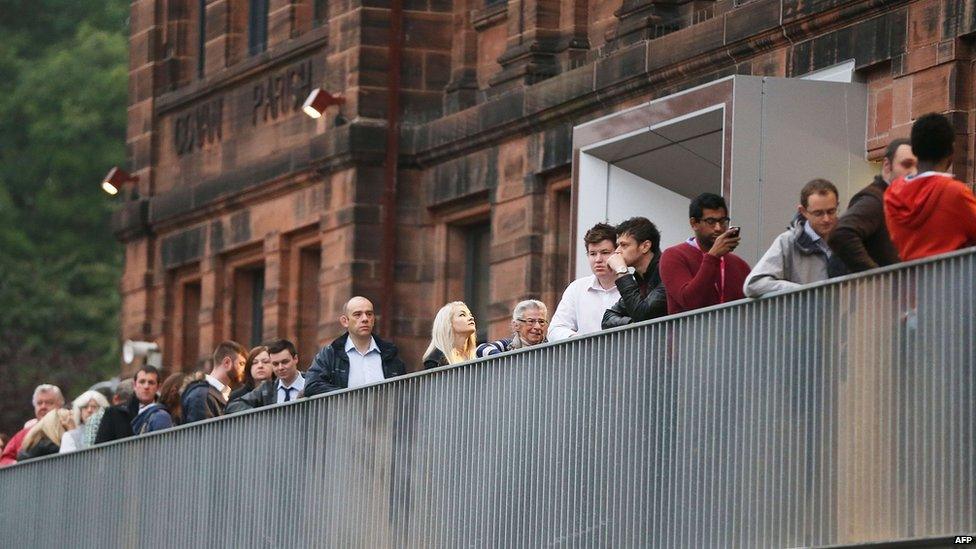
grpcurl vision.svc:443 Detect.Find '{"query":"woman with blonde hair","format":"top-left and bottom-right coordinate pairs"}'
top-left (18, 409), bottom-right (74, 461)
top-left (423, 301), bottom-right (478, 369)
top-left (60, 390), bottom-right (110, 454)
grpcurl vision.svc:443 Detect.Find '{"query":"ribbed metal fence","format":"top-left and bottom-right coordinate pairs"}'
top-left (2, 249), bottom-right (974, 548)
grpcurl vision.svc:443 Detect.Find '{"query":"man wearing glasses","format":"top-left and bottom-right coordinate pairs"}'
top-left (660, 193), bottom-right (751, 314)
top-left (744, 179), bottom-right (843, 298)
top-left (476, 300), bottom-right (549, 357)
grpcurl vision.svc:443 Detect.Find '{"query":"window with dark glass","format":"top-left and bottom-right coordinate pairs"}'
top-left (313, 0), bottom-right (328, 27)
top-left (182, 281), bottom-right (202, 369)
top-left (248, 0), bottom-right (269, 55)
top-left (296, 247), bottom-right (322, 365)
top-left (233, 265), bottom-right (265, 346)
top-left (197, 0), bottom-right (207, 78)
top-left (464, 222), bottom-right (491, 342)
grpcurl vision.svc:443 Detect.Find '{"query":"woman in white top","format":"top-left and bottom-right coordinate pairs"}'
top-left (59, 390), bottom-right (109, 453)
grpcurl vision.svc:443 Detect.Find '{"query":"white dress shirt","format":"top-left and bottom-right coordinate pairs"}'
top-left (547, 275), bottom-right (622, 341)
top-left (276, 373), bottom-right (306, 403)
top-left (346, 336), bottom-right (385, 388)
top-left (205, 374), bottom-right (232, 401)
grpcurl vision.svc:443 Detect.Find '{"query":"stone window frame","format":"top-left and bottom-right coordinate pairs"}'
top-left (165, 263), bottom-right (203, 372)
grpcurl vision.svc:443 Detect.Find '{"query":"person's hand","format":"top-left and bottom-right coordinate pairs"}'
top-left (707, 229), bottom-right (741, 257)
top-left (607, 253), bottom-right (627, 276)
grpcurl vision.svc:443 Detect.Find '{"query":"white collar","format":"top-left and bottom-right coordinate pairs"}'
top-left (587, 275), bottom-right (617, 292)
top-left (205, 374), bottom-right (230, 399)
top-left (802, 219), bottom-right (822, 243)
top-left (345, 335), bottom-right (379, 356)
top-left (277, 373), bottom-right (304, 390)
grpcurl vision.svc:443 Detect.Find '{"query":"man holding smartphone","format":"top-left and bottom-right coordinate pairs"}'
top-left (659, 193), bottom-right (751, 314)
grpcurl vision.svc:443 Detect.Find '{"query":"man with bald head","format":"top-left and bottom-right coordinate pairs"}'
top-left (303, 296), bottom-right (407, 396)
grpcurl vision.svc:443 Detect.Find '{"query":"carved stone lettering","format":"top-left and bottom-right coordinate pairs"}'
top-left (251, 60), bottom-right (313, 125)
top-left (174, 97), bottom-right (224, 156)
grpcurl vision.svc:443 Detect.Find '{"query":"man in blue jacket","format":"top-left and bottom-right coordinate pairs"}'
top-left (304, 296), bottom-right (406, 396)
top-left (131, 365), bottom-right (173, 435)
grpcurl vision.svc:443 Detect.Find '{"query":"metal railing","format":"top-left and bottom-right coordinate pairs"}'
top-left (2, 249), bottom-right (974, 548)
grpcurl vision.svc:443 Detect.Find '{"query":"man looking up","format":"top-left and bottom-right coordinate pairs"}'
top-left (659, 193), bottom-right (751, 314)
top-left (884, 112), bottom-right (976, 260)
top-left (745, 179), bottom-right (842, 297)
top-left (0, 384), bottom-right (64, 467)
top-left (131, 366), bottom-right (173, 435)
top-left (181, 341), bottom-right (247, 423)
top-left (304, 297), bottom-right (407, 396)
top-left (226, 339), bottom-right (306, 412)
top-left (829, 138), bottom-right (916, 273)
top-left (548, 223), bottom-right (621, 340)
top-left (601, 217), bottom-right (667, 328)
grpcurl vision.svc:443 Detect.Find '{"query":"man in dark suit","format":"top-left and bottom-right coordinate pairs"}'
top-left (181, 341), bottom-right (247, 423)
top-left (226, 339), bottom-right (305, 412)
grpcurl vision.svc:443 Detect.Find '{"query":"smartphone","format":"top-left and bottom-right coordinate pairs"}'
top-left (728, 226), bottom-right (741, 237)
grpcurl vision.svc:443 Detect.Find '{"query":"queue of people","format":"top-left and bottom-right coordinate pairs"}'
top-left (1, 113), bottom-right (975, 467)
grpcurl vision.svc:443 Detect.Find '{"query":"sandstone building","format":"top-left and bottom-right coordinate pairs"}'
top-left (114, 0), bottom-right (976, 371)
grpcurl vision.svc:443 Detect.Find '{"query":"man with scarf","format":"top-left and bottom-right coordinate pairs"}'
top-left (476, 300), bottom-right (549, 356)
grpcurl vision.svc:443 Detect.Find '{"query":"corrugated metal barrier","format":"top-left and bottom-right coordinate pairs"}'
top-left (2, 249), bottom-right (974, 548)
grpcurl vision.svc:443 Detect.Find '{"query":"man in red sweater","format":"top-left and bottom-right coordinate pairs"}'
top-left (884, 112), bottom-right (976, 261)
top-left (659, 193), bottom-right (751, 314)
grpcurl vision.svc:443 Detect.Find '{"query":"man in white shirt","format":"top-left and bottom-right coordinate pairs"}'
top-left (304, 296), bottom-right (407, 396)
top-left (227, 339), bottom-right (306, 412)
top-left (548, 223), bottom-right (621, 341)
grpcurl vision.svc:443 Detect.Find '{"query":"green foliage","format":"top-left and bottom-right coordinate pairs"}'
top-left (0, 0), bottom-right (128, 435)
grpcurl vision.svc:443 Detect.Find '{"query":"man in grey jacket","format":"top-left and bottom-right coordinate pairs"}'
top-left (744, 179), bottom-right (841, 298)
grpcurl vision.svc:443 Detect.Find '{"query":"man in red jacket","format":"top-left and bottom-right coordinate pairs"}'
top-left (0, 384), bottom-right (64, 467)
top-left (659, 193), bottom-right (751, 314)
top-left (884, 113), bottom-right (976, 261)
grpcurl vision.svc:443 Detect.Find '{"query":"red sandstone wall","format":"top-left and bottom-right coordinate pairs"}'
top-left (117, 0), bottom-right (976, 374)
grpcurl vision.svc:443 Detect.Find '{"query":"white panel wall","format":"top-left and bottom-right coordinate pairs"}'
top-left (575, 152), bottom-right (610, 277)
top-left (607, 165), bottom-right (703, 252)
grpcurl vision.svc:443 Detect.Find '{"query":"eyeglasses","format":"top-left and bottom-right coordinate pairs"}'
top-left (805, 208), bottom-right (838, 218)
top-left (696, 217), bottom-right (730, 227)
top-left (516, 318), bottom-right (548, 327)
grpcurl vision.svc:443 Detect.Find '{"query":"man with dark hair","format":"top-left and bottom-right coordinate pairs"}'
top-left (181, 340), bottom-right (247, 423)
top-left (549, 223), bottom-right (621, 340)
top-left (304, 297), bottom-right (406, 396)
top-left (828, 138), bottom-right (916, 273)
top-left (226, 339), bottom-right (306, 412)
top-left (94, 379), bottom-right (136, 444)
top-left (884, 113), bottom-right (976, 260)
top-left (131, 366), bottom-right (173, 434)
top-left (745, 179), bottom-right (842, 297)
top-left (659, 193), bottom-right (751, 314)
top-left (601, 217), bottom-right (668, 327)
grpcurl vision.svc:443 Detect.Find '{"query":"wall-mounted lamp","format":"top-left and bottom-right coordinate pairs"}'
top-left (123, 339), bottom-right (162, 369)
top-left (302, 88), bottom-right (345, 119)
top-left (102, 167), bottom-right (139, 196)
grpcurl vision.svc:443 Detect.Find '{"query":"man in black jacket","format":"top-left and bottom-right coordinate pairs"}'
top-left (181, 340), bottom-right (247, 423)
top-left (94, 379), bottom-right (136, 444)
top-left (226, 339), bottom-right (306, 413)
top-left (827, 138), bottom-right (916, 274)
top-left (304, 297), bottom-right (406, 397)
top-left (601, 216), bottom-right (668, 328)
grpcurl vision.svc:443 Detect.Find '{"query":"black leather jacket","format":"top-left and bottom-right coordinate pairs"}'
top-left (601, 259), bottom-right (668, 328)
top-left (304, 333), bottom-right (406, 397)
